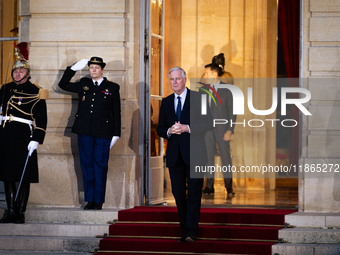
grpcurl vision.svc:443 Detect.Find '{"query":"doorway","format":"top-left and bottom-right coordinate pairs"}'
top-left (143, 0), bottom-right (298, 209)
top-left (0, 0), bottom-right (20, 201)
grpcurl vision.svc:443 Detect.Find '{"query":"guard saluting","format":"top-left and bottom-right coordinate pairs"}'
top-left (58, 57), bottom-right (121, 210)
top-left (0, 42), bottom-right (48, 224)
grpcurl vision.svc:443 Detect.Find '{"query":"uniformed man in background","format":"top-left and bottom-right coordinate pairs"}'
top-left (58, 57), bottom-right (121, 210)
top-left (0, 42), bottom-right (48, 224)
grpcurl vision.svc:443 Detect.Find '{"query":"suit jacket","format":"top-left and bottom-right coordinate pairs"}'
top-left (157, 89), bottom-right (212, 168)
top-left (58, 67), bottom-right (121, 139)
top-left (211, 82), bottom-right (237, 137)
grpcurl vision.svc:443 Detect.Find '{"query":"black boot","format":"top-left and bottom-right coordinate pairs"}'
top-left (0, 182), bottom-right (17, 223)
top-left (14, 183), bottom-right (30, 224)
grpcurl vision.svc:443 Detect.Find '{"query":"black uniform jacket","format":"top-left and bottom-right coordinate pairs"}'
top-left (0, 80), bottom-right (47, 183)
top-left (58, 67), bottom-right (121, 139)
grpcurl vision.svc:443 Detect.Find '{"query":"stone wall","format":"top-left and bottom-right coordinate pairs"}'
top-left (20, 0), bottom-right (141, 208)
top-left (300, 0), bottom-right (340, 212)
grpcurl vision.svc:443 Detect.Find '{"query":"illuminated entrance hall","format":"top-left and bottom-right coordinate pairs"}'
top-left (163, 161), bottom-right (298, 209)
top-left (164, 179), bottom-right (298, 208)
top-left (153, 0), bottom-right (299, 209)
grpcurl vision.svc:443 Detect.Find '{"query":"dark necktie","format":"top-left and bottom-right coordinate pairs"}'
top-left (95, 81), bottom-right (98, 86)
top-left (176, 96), bottom-right (181, 121)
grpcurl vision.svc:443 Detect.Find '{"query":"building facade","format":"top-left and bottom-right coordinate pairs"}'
top-left (0, 0), bottom-right (338, 213)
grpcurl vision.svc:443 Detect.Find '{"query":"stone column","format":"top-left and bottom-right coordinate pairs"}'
top-left (300, 0), bottom-right (340, 212)
top-left (20, 0), bottom-right (141, 208)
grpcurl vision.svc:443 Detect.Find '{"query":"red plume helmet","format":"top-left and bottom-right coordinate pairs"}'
top-left (15, 42), bottom-right (29, 61)
top-left (12, 42), bottom-right (30, 74)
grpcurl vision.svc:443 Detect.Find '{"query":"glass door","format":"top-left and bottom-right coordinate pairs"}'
top-left (144, 0), bottom-right (165, 205)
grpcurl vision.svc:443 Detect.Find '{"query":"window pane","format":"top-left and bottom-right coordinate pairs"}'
top-left (151, 0), bottom-right (162, 35)
top-left (151, 37), bottom-right (162, 96)
top-left (150, 99), bottom-right (161, 156)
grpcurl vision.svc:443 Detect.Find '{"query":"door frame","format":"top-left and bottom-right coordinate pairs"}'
top-left (139, 0), bottom-right (165, 206)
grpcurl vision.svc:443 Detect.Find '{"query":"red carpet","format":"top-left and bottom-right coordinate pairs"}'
top-left (96, 206), bottom-right (296, 255)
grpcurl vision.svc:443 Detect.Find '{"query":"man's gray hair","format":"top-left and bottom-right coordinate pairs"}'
top-left (168, 67), bottom-right (186, 79)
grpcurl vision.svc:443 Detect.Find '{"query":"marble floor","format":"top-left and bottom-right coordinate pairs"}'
top-left (163, 180), bottom-right (298, 210)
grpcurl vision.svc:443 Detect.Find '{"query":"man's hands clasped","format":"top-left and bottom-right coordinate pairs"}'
top-left (168, 121), bottom-right (189, 135)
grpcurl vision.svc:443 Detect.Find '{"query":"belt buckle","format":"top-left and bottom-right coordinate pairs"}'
top-left (9, 114), bottom-right (13, 122)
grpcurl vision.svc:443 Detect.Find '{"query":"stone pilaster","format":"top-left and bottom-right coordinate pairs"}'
top-left (20, 0), bottom-right (141, 208)
top-left (300, 0), bottom-right (340, 212)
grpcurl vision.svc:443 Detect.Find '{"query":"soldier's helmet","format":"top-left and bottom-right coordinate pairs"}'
top-left (12, 42), bottom-right (30, 78)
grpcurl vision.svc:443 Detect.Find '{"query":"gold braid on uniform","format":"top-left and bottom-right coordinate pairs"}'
top-left (35, 126), bottom-right (45, 132)
top-left (5, 91), bottom-right (46, 133)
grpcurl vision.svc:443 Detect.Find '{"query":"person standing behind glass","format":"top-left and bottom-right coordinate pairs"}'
top-left (58, 57), bottom-right (121, 210)
top-left (202, 53), bottom-right (237, 199)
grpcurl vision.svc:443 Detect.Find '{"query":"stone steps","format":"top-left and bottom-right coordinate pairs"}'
top-left (272, 212), bottom-right (340, 255)
top-left (278, 228), bottom-right (340, 244)
top-left (0, 206), bottom-right (118, 224)
top-left (0, 236), bottom-right (98, 252)
top-left (285, 212), bottom-right (340, 229)
top-left (272, 243), bottom-right (340, 255)
top-left (0, 204), bottom-right (119, 254)
top-left (0, 222), bottom-right (108, 237)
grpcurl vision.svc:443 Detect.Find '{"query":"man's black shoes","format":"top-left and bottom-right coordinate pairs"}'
top-left (0, 210), bottom-right (16, 223)
top-left (84, 202), bottom-right (103, 210)
top-left (202, 187), bottom-right (214, 194)
top-left (15, 212), bottom-right (25, 224)
top-left (178, 234), bottom-right (187, 242)
top-left (185, 231), bottom-right (196, 242)
top-left (84, 202), bottom-right (95, 210)
top-left (94, 203), bottom-right (103, 210)
top-left (226, 188), bottom-right (235, 199)
top-left (178, 231), bottom-right (197, 242)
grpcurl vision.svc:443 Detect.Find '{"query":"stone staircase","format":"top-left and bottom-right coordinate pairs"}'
top-left (0, 203), bottom-right (118, 255)
top-left (272, 212), bottom-right (340, 255)
top-left (2, 203), bottom-right (340, 255)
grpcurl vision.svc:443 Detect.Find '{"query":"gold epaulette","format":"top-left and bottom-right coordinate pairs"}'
top-left (34, 83), bottom-right (49, 100)
top-left (33, 83), bottom-right (42, 89)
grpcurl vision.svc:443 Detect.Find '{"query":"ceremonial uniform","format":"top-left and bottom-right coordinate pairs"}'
top-left (59, 67), bottom-right (121, 139)
top-left (0, 81), bottom-right (47, 183)
top-left (58, 60), bottom-right (121, 208)
top-left (0, 42), bottom-right (48, 224)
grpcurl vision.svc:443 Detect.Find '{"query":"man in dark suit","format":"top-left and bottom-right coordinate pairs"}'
top-left (58, 57), bottom-right (121, 210)
top-left (157, 67), bottom-right (212, 242)
top-left (202, 64), bottom-right (237, 199)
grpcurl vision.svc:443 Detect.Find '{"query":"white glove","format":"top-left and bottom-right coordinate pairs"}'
top-left (110, 136), bottom-right (119, 149)
top-left (28, 141), bottom-right (39, 156)
top-left (70, 59), bottom-right (89, 71)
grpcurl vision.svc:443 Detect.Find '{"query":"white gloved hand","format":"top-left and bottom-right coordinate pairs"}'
top-left (27, 141), bottom-right (39, 156)
top-left (110, 136), bottom-right (119, 149)
top-left (70, 59), bottom-right (89, 71)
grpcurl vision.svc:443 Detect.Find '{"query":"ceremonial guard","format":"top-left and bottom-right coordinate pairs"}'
top-left (0, 42), bottom-right (48, 223)
top-left (58, 57), bottom-right (121, 210)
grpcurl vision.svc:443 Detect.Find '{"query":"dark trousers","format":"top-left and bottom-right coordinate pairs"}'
top-left (169, 153), bottom-right (203, 235)
top-left (205, 130), bottom-right (233, 190)
top-left (78, 134), bottom-right (111, 204)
